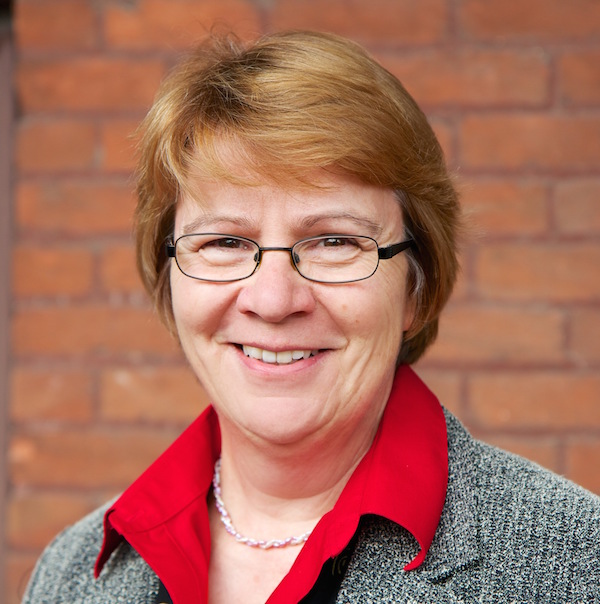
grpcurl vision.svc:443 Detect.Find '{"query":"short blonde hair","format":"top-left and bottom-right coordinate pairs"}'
top-left (135, 30), bottom-right (460, 364)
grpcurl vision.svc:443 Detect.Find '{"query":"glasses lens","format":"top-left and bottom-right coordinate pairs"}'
top-left (293, 236), bottom-right (379, 283)
top-left (175, 234), bottom-right (258, 281)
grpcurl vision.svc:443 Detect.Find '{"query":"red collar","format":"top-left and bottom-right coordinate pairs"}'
top-left (95, 365), bottom-right (447, 603)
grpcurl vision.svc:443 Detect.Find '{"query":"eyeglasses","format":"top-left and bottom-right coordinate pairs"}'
top-left (166, 233), bottom-right (414, 284)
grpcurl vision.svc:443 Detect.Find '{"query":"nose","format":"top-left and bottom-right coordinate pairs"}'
top-left (236, 248), bottom-right (316, 322)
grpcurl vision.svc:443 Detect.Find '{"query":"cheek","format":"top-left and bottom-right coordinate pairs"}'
top-left (170, 273), bottom-right (214, 340)
top-left (332, 277), bottom-right (406, 351)
top-left (170, 271), bottom-right (192, 327)
top-left (363, 271), bottom-right (409, 350)
top-left (171, 272), bottom-right (241, 348)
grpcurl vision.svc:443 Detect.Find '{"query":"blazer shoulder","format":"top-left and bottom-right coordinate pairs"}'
top-left (22, 500), bottom-right (159, 604)
top-left (445, 408), bottom-right (600, 516)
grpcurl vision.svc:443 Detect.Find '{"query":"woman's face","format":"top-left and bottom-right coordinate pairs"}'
top-left (171, 171), bottom-right (414, 448)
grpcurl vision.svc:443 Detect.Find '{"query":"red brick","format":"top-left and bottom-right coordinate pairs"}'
top-left (429, 118), bottom-right (454, 167)
top-left (558, 50), bottom-right (600, 106)
top-left (460, 115), bottom-right (600, 172)
top-left (5, 553), bottom-right (37, 604)
top-left (380, 49), bottom-right (549, 108)
top-left (7, 492), bottom-right (97, 549)
top-left (100, 244), bottom-right (144, 294)
top-left (9, 428), bottom-right (179, 488)
top-left (270, 0), bottom-right (447, 45)
top-left (426, 304), bottom-right (564, 365)
top-left (460, 0), bottom-right (600, 41)
top-left (476, 243), bottom-right (600, 302)
top-left (18, 58), bottom-right (166, 113)
top-left (16, 181), bottom-right (135, 236)
top-left (554, 179), bottom-right (600, 235)
top-left (448, 260), bottom-right (469, 302)
top-left (100, 366), bottom-right (209, 423)
top-left (460, 179), bottom-right (549, 237)
top-left (11, 305), bottom-right (179, 357)
top-left (12, 246), bottom-right (94, 297)
top-left (100, 119), bottom-right (139, 173)
top-left (105, 0), bottom-right (262, 49)
top-left (570, 309), bottom-right (600, 364)
top-left (16, 120), bottom-right (96, 173)
top-left (10, 368), bottom-right (93, 423)
top-left (480, 435), bottom-right (560, 474)
top-left (468, 372), bottom-right (600, 429)
top-left (566, 440), bottom-right (600, 494)
top-left (14, 0), bottom-right (98, 51)
top-left (413, 368), bottom-right (463, 416)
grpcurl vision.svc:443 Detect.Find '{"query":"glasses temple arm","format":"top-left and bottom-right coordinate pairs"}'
top-left (165, 241), bottom-right (176, 258)
top-left (378, 240), bottom-right (414, 260)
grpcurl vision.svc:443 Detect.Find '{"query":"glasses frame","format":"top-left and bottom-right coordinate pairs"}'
top-left (165, 233), bottom-right (414, 284)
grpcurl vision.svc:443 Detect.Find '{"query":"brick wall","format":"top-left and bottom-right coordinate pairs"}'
top-left (5, 1), bottom-right (600, 602)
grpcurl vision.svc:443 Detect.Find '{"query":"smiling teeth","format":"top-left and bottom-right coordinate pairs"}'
top-left (242, 345), bottom-right (317, 364)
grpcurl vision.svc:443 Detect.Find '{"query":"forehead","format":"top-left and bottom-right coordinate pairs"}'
top-left (175, 170), bottom-right (403, 237)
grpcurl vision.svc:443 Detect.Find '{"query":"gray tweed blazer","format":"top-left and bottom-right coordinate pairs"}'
top-left (22, 411), bottom-right (600, 603)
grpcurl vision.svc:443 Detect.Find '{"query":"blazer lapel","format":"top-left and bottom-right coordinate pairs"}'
top-left (337, 410), bottom-right (481, 601)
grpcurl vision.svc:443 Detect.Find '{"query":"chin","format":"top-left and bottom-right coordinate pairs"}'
top-left (234, 406), bottom-right (327, 447)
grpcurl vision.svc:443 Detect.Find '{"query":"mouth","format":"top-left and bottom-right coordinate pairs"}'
top-left (240, 345), bottom-right (320, 365)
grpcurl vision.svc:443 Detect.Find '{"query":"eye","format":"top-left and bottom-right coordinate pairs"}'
top-left (298, 235), bottom-right (368, 262)
top-left (203, 237), bottom-right (249, 250)
top-left (182, 235), bottom-right (256, 269)
top-left (178, 235), bottom-right (255, 258)
top-left (320, 237), bottom-right (361, 248)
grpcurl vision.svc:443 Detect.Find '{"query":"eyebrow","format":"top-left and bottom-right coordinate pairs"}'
top-left (182, 211), bottom-right (384, 238)
top-left (182, 213), bottom-right (255, 235)
top-left (298, 212), bottom-right (383, 238)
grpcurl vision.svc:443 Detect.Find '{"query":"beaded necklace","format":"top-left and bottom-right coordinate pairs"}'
top-left (212, 458), bottom-right (313, 549)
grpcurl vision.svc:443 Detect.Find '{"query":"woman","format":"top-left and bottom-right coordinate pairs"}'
top-left (23, 31), bottom-right (600, 604)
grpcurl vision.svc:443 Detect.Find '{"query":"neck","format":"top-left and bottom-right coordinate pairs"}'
top-left (213, 412), bottom-right (382, 540)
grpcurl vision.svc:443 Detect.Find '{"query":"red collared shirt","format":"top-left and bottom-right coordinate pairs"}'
top-left (95, 365), bottom-right (448, 604)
